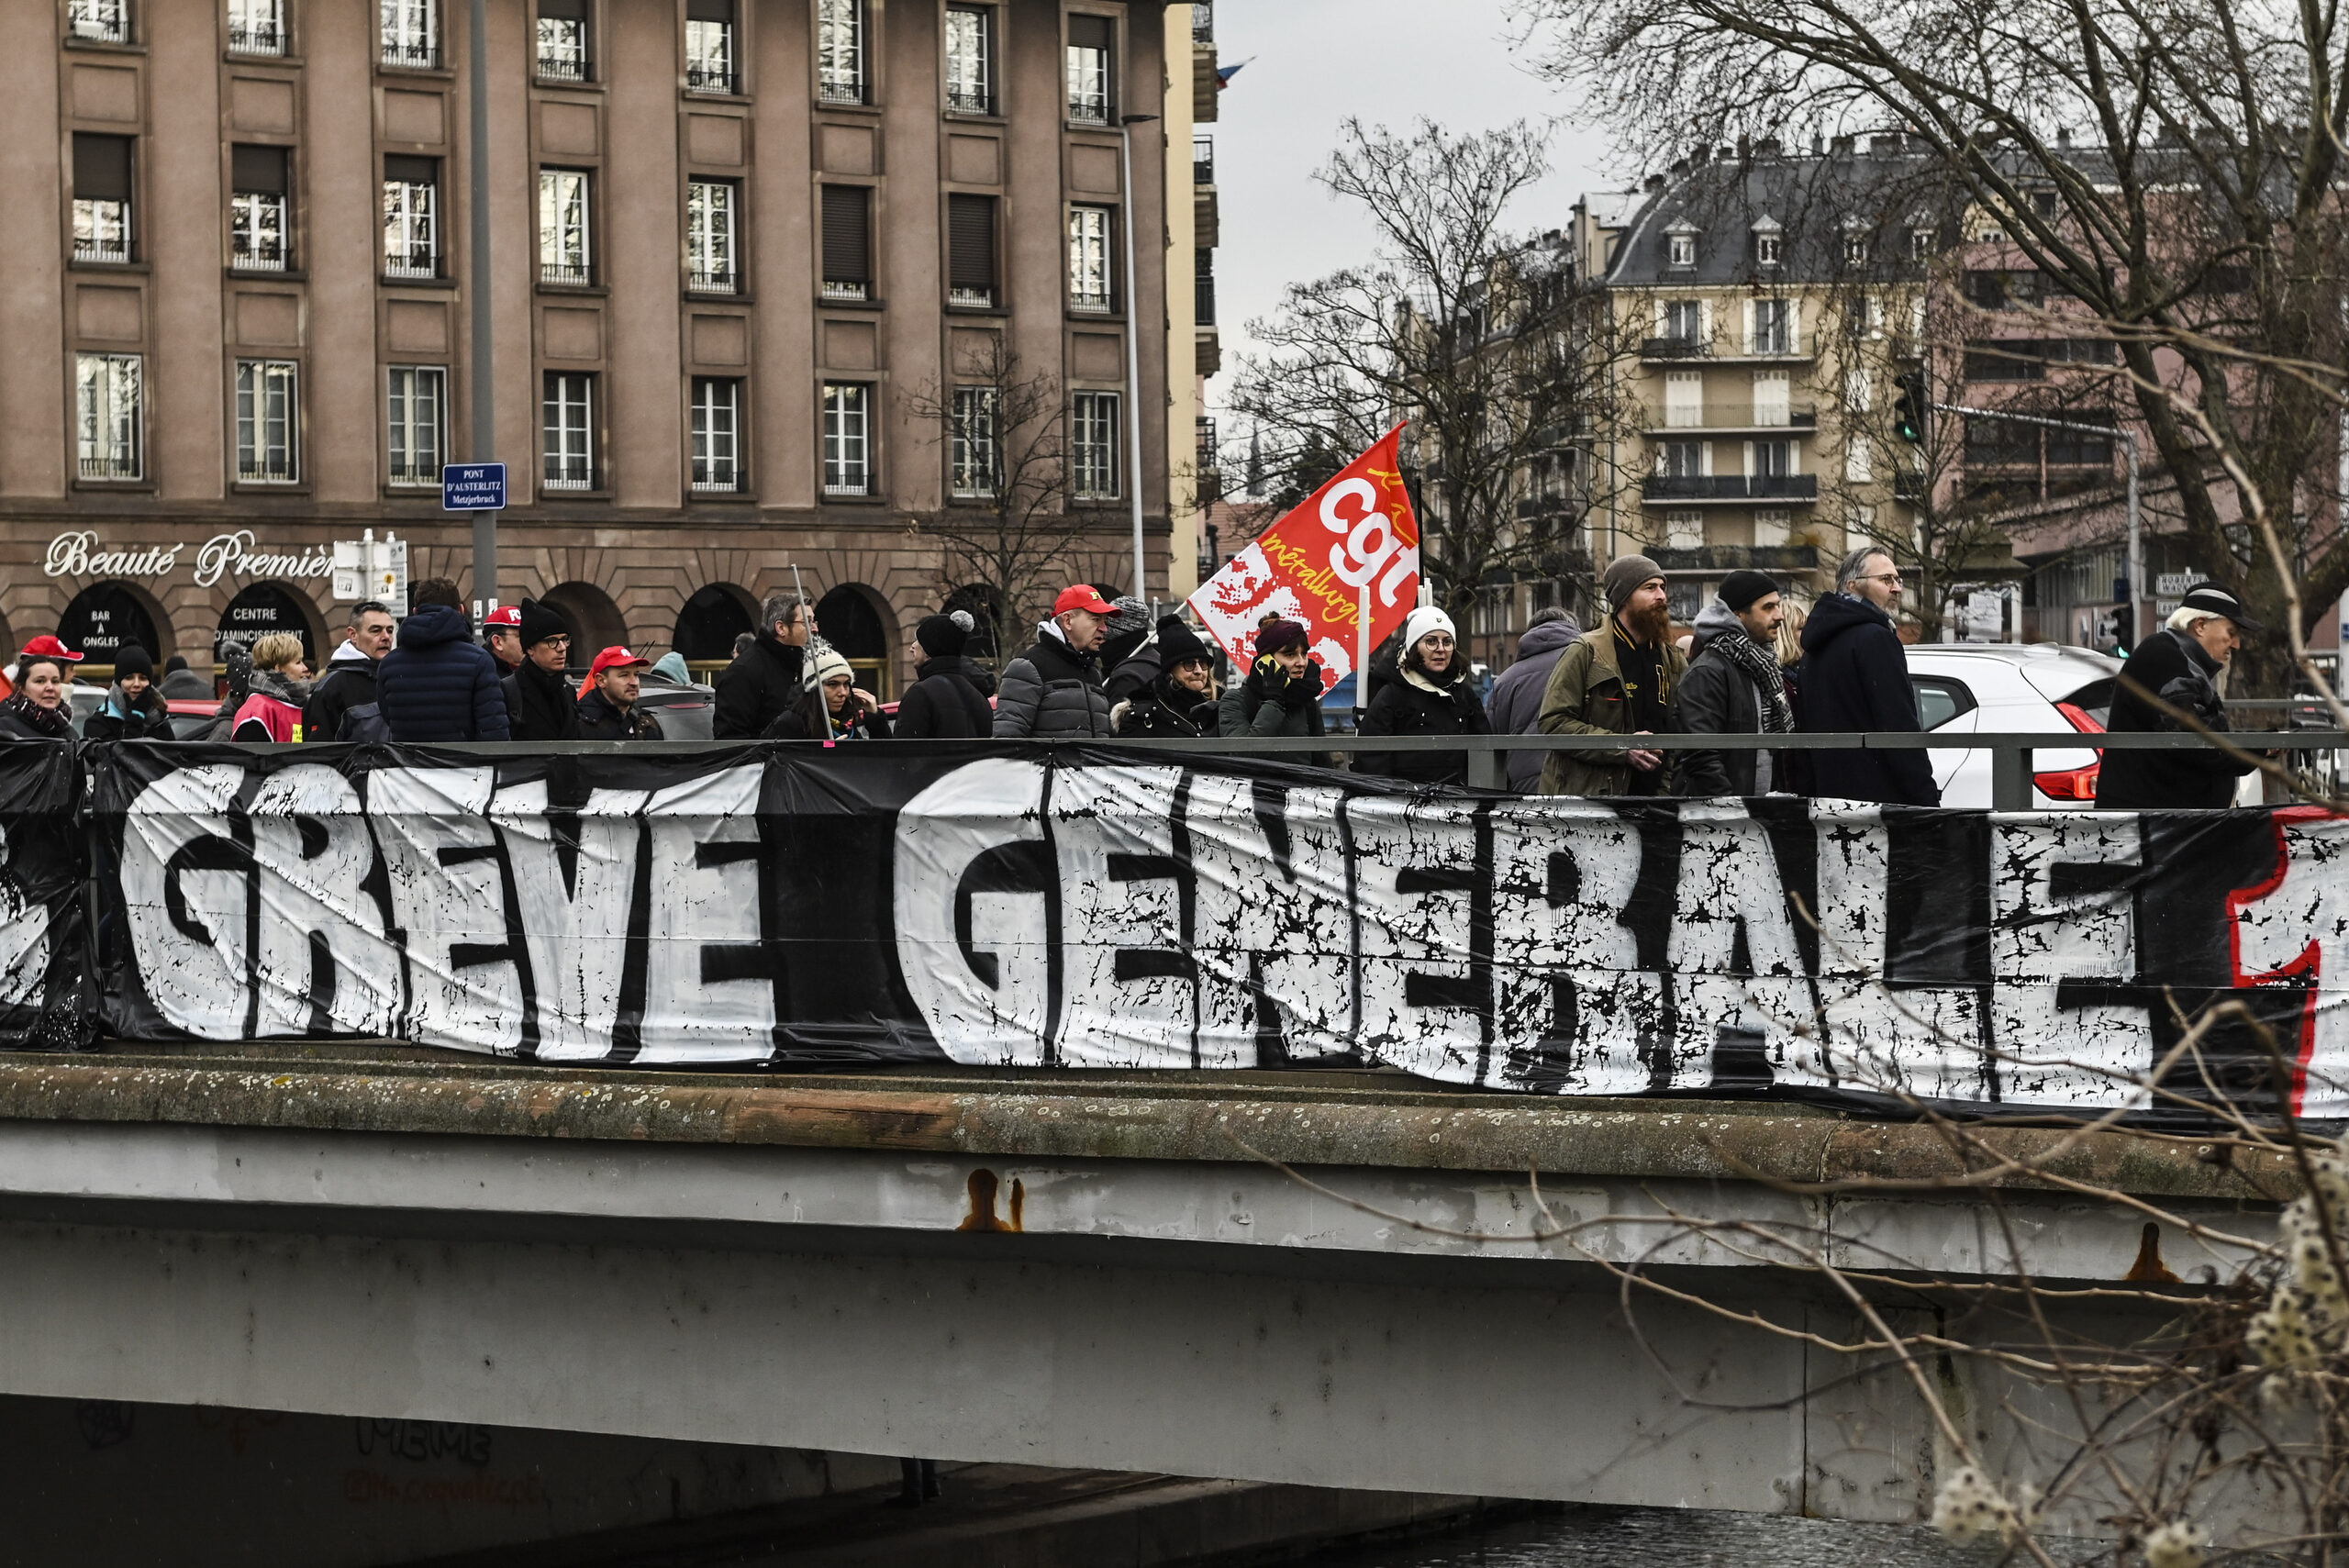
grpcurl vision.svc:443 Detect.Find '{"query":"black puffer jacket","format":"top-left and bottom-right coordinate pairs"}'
top-left (1796, 592), bottom-right (1936, 806)
top-left (713, 636), bottom-right (805, 740)
top-left (1114, 673), bottom-right (1218, 737)
top-left (83, 682), bottom-right (169, 741)
top-left (502, 658), bottom-right (582, 741)
top-left (2095, 628), bottom-right (2254, 810)
top-left (1356, 654), bottom-right (1491, 784)
top-left (993, 625), bottom-right (1111, 738)
top-left (375, 604), bottom-right (510, 742)
top-left (577, 687), bottom-right (663, 741)
top-left (892, 656), bottom-right (994, 740)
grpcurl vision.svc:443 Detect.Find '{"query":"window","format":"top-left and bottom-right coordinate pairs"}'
top-left (1066, 13), bottom-right (1114, 123)
top-left (1843, 434), bottom-right (1874, 483)
top-left (822, 383), bottom-right (871, 495)
top-left (383, 155), bottom-right (439, 277)
top-left (68, 0), bottom-right (128, 44)
top-left (1195, 248), bottom-right (1215, 325)
top-left (236, 360), bottom-right (299, 483)
top-left (72, 135), bottom-right (134, 263)
top-left (1753, 508), bottom-right (1790, 547)
top-left (1965, 268), bottom-right (2043, 310)
top-left (76, 353), bottom-right (142, 481)
top-left (691, 377), bottom-right (743, 493)
top-left (1910, 226), bottom-right (1935, 260)
top-left (1752, 299), bottom-right (1791, 354)
top-left (1067, 205), bottom-right (1112, 312)
top-left (1751, 369), bottom-right (1789, 426)
top-left (230, 145), bottom-right (290, 272)
top-left (1659, 439), bottom-right (1703, 478)
top-left (537, 0), bottom-right (590, 80)
top-left (1662, 299), bottom-right (1702, 342)
top-left (386, 365), bottom-right (444, 486)
top-left (1754, 228), bottom-right (1782, 266)
top-left (1750, 439), bottom-right (1794, 479)
top-left (542, 373), bottom-right (595, 489)
top-left (947, 193), bottom-right (997, 307)
top-left (381, 0), bottom-right (440, 68)
top-left (685, 0), bottom-right (736, 93)
top-left (1666, 228), bottom-right (1696, 267)
top-left (539, 168), bottom-right (591, 284)
top-left (228, 0), bottom-right (286, 54)
top-left (1963, 417), bottom-right (2036, 466)
top-left (1664, 510), bottom-right (1703, 550)
top-left (686, 180), bottom-right (738, 292)
top-left (1072, 391), bottom-right (1119, 498)
top-left (1843, 227), bottom-right (1868, 264)
top-left (1845, 367), bottom-right (1873, 412)
top-left (945, 6), bottom-right (994, 113)
top-left (2046, 417), bottom-right (2114, 467)
top-left (818, 0), bottom-right (865, 104)
top-left (820, 184), bottom-right (871, 300)
top-left (951, 387), bottom-right (999, 497)
top-left (1662, 371), bottom-right (1702, 428)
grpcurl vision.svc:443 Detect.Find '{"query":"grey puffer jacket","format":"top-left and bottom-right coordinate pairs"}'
top-left (992, 623), bottom-right (1112, 738)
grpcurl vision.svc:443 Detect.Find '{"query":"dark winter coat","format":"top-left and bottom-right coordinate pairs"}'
top-left (1357, 656), bottom-right (1492, 785)
top-left (712, 636), bottom-right (806, 740)
top-left (1103, 637), bottom-right (1162, 706)
top-left (374, 603), bottom-right (512, 743)
top-left (766, 691), bottom-right (892, 740)
top-left (0, 695), bottom-right (72, 740)
top-left (502, 658), bottom-right (582, 741)
top-left (1217, 660), bottom-right (1329, 741)
top-left (1796, 592), bottom-right (1937, 806)
top-left (1485, 617), bottom-right (1583, 792)
top-left (83, 682), bottom-right (169, 742)
top-left (576, 686), bottom-right (663, 741)
top-left (159, 668), bottom-right (216, 702)
top-left (993, 625), bottom-right (1112, 738)
top-left (2094, 628), bottom-right (2255, 810)
top-left (891, 656), bottom-right (994, 740)
top-left (1114, 673), bottom-right (1219, 738)
top-left (301, 645), bottom-right (380, 743)
top-left (1671, 602), bottom-right (1786, 798)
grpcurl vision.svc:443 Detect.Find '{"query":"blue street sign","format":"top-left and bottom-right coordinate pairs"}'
top-left (441, 462), bottom-right (507, 512)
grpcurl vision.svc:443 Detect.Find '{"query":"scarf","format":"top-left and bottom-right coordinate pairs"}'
top-left (1709, 628), bottom-right (1794, 733)
top-left (0, 692), bottom-right (72, 738)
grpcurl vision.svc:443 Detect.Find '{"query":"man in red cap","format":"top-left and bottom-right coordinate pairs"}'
top-left (576, 646), bottom-right (663, 740)
top-left (482, 604), bottom-right (524, 679)
top-left (993, 584), bottom-right (1117, 737)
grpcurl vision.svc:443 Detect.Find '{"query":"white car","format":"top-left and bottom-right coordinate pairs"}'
top-left (1902, 642), bottom-right (2121, 809)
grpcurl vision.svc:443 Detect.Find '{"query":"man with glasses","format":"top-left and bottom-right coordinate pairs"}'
top-left (500, 598), bottom-right (580, 740)
top-left (1796, 546), bottom-right (1939, 806)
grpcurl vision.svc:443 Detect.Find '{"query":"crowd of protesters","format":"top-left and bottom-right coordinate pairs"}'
top-left (0, 555), bottom-right (2268, 812)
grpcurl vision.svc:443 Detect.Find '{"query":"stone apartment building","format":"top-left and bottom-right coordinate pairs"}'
top-left (4, 0), bottom-right (1197, 694)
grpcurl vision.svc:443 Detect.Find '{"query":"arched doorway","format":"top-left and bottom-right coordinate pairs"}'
top-left (216, 582), bottom-right (319, 666)
top-left (672, 584), bottom-right (754, 670)
top-left (539, 581), bottom-right (627, 669)
top-left (57, 582), bottom-right (161, 670)
top-left (815, 584), bottom-right (895, 699)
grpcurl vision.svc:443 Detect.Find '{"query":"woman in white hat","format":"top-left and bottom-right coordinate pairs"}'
top-left (1355, 606), bottom-right (1490, 784)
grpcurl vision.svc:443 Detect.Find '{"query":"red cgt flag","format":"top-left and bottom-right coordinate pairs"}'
top-left (1187, 423), bottom-right (1420, 690)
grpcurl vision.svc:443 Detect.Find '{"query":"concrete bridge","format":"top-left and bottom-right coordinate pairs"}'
top-left (0, 1046), bottom-right (2292, 1530)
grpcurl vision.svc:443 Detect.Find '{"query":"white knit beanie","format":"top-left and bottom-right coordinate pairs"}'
top-left (802, 645), bottom-right (853, 691)
top-left (1401, 606), bottom-right (1456, 652)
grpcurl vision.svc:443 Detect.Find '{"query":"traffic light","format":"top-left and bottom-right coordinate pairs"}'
top-left (2104, 606), bottom-right (2132, 654)
top-left (1892, 371), bottom-right (1928, 445)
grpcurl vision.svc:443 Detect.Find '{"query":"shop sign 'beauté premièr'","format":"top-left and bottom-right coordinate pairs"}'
top-left (42, 530), bottom-right (335, 591)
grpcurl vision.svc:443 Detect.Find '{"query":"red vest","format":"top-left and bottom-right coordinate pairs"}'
top-left (231, 692), bottom-right (304, 742)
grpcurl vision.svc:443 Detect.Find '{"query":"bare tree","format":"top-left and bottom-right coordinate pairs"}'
top-left (1524, 0), bottom-right (2349, 692)
top-left (1226, 117), bottom-right (1642, 638)
top-left (901, 339), bottom-right (1113, 663)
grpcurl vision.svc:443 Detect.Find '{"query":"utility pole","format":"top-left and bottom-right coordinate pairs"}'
top-left (467, 0), bottom-right (497, 617)
top-left (1934, 402), bottom-right (2140, 643)
top-left (1118, 113), bottom-right (1158, 604)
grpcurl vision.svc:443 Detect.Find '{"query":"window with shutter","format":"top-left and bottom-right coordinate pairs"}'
top-left (1751, 370), bottom-right (1789, 427)
top-left (538, 0), bottom-right (590, 80)
top-left (947, 194), bottom-right (996, 306)
top-left (72, 135), bottom-right (133, 263)
top-left (1663, 372), bottom-right (1702, 428)
top-left (383, 156), bottom-right (440, 277)
top-left (821, 185), bottom-right (871, 300)
top-left (1066, 14), bottom-right (1113, 121)
top-left (685, 0), bottom-right (737, 92)
top-left (231, 146), bottom-right (291, 271)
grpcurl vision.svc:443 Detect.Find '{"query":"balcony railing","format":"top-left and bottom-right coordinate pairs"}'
top-left (228, 22), bottom-right (286, 55)
top-left (232, 246), bottom-right (289, 272)
top-left (690, 470), bottom-right (747, 495)
top-left (542, 461), bottom-right (595, 491)
top-left (1642, 474), bottom-right (1820, 503)
top-left (384, 249), bottom-right (440, 281)
top-left (238, 457), bottom-right (297, 484)
top-left (79, 455), bottom-right (140, 482)
top-left (1639, 334), bottom-right (1814, 361)
top-left (684, 61), bottom-right (739, 94)
top-left (380, 37), bottom-right (442, 70)
top-left (823, 478), bottom-right (870, 497)
top-left (688, 267), bottom-right (739, 295)
top-left (74, 236), bottom-right (132, 264)
top-left (386, 463), bottom-right (441, 488)
top-left (68, 2), bottom-right (128, 43)
top-left (946, 86), bottom-right (995, 114)
top-left (1072, 292), bottom-right (1112, 316)
top-left (818, 76), bottom-right (866, 106)
top-left (948, 285), bottom-right (995, 308)
top-left (540, 261), bottom-right (591, 286)
top-left (821, 280), bottom-right (870, 302)
top-left (1646, 406), bottom-right (1818, 433)
top-left (537, 52), bottom-right (592, 83)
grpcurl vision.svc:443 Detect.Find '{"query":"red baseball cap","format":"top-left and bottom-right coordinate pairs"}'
top-left (1053, 584), bottom-right (1117, 617)
top-left (585, 645), bottom-right (651, 680)
top-left (21, 636), bottom-right (83, 662)
top-left (483, 605), bottom-right (521, 628)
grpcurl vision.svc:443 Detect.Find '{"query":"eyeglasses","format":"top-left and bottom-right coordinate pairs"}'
top-left (1855, 572), bottom-right (1904, 586)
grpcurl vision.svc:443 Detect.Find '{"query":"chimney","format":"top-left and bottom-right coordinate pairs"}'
top-left (1810, 132), bottom-right (1825, 155)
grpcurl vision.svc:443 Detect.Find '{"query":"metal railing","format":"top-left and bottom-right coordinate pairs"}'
top-left (685, 62), bottom-right (739, 95)
top-left (1642, 474), bottom-right (1819, 503)
top-left (380, 38), bottom-right (442, 70)
top-left (228, 21), bottom-right (286, 55)
top-left (536, 53), bottom-right (593, 83)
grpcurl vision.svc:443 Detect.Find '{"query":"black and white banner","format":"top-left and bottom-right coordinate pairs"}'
top-left (0, 745), bottom-right (89, 1051)
top-left (80, 743), bottom-right (2349, 1117)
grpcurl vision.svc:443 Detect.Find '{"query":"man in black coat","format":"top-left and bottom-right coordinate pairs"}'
top-left (302, 601), bottom-right (395, 742)
top-left (893, 614), bottom-right (995, 739)
top-left (499, 598), bottom-right (579, 741)
top-left (1674, 571), bottom-right (1792, 797)
top-left (374, 581), bottom-right (511, 742)
top-left (714, 594), bottom-right (809, 739)
top-left (1798, 547), bottom-right (1938, 806)
top-left (2096, 581), bottom-right (2260, 810)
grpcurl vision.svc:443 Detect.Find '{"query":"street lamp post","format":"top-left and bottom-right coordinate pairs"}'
top-left (1118, 113), bottom-right (1159, 605)
top-left (467, 0), bottom-right (497, 617)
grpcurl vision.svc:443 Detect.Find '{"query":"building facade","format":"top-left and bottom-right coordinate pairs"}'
top-left (6, 0), bottom-right (1185, 693)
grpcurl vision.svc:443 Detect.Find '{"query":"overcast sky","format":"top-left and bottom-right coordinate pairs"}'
top-left (1204, 1), bottom-right (1620, 418)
